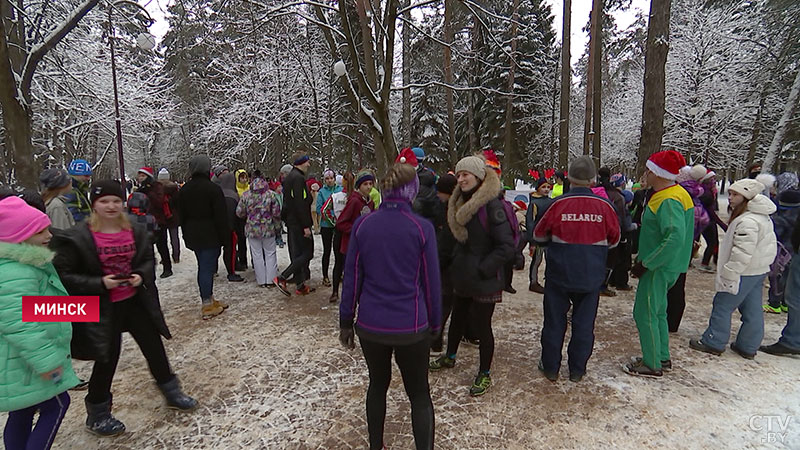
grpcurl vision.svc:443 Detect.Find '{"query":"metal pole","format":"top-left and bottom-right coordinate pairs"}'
top-left (109, 13), bottom-right (125, 186)
top-left (107, 1), bottom-right (154, 188)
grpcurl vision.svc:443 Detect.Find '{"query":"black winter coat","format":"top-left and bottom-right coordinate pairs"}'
top-left (447, 170), bottom-right (515, 297)
top-left (281, 167), bottom-right (313, 228)
top-left (413, 166), bottom-right (439, 223)
top-left (179, 174), bottom-right (229, 250)
top-left (435, 198), bottom-right (457, 293)
top-left (50, 223), bottom-right (171, 362)
top-left (525, 194), bottom-right (554, 244)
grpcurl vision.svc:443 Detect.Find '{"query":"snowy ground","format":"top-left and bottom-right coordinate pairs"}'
top-left (13, 217), bottom-right (800, 449)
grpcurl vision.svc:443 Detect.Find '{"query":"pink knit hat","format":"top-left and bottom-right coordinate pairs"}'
top-left (0, 196), bottom-right (52, 243)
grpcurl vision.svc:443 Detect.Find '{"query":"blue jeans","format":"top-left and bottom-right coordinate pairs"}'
top-left (701, 274), bottom-right (766, 354)
top-left (540, 283), bottom-right (600, 376)
top-left (194, 246), bottom-right (221, 302)
top-left (779, 254), bottom-right (800, 350)
top-left (4, 391), bottom-right (70, 450)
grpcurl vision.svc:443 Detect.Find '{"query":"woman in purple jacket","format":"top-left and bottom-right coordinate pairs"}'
top-left (339, 162), bottom-right (441, 450)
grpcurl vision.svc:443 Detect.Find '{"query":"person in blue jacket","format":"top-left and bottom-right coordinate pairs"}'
top-left (339, 161), bottom-right (441, 450)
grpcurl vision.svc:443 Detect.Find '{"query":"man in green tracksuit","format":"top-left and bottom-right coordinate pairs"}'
top-left (625, 150), bottom-right (694, 377)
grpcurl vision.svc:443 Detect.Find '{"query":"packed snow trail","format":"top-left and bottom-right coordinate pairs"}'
top-left (18, 232), bottom-right (800, 449)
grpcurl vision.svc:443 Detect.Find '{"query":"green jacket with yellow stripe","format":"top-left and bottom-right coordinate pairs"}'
top-left (637, 184), bottom-right (695, 274)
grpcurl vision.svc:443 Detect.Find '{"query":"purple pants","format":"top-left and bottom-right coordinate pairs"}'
top-left (3, 391), bottom-right (70, 450)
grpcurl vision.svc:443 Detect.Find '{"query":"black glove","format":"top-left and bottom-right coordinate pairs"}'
top-left (631, 261), bottom-right (647, 279)
top-left (339, 327), bottom-right (355, 350)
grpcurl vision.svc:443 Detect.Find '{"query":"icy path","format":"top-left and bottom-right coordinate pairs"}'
top-left (18, 230), bottom-right (800, 449)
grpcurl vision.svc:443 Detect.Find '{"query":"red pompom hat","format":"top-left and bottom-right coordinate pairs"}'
top-left (646, 150), bottom-right (685, 181)
top-left (395, 148), bottom-right (419, 167)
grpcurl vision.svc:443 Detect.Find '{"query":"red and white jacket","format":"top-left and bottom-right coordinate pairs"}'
top-left (533, 187), bottom-right (621, 292)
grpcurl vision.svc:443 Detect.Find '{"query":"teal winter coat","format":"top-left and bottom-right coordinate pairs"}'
top-left (0, 241), bottom-right (79, 412)
top-left (317, 184), bottom-right (343, 228)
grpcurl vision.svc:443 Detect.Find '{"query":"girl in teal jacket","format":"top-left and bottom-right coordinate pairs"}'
top-left (0, 196), bottom-right (79, 450)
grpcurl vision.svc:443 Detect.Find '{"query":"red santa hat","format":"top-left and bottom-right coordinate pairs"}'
top-left (646, 150), bottom-right (685, 181)
top-left (138, 167), bottom-right (155, 179)
top-left (395, 148), bottom-right (419, 167)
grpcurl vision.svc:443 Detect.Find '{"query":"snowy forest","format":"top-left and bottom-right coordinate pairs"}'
top-left (0, 0), bottom-right (798, 188)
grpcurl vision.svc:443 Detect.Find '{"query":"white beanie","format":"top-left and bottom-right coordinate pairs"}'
top-left (729, 179), bottom-right (765, 200)
top-left (158, 168), bottom-right (170, 180)
top-left (689, 164), bottom-right (707, 181)
top-left (455, 156), bottom-right (487, 181)
top-left (755, 173), bottom-right (776, 196)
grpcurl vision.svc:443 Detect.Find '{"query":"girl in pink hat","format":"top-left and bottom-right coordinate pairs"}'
top-left (0, 196), bottom-right (79, 450)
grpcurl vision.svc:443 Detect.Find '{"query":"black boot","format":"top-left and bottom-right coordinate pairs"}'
top-left (85, 396), bottom-right (125, 436)
top-left (158, 376), bottom-right (198, 411)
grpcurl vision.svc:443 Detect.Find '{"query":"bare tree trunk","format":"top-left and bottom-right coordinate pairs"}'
top-left (550, 53), bottom-right (558, 167)
top-left (583, 7), bottom-right (595, 156)
top-left (745, 89), bottom-right (766, 170)
top-left (402, 0), bottom-right (411, 146)
top-left (635, 0), bottom-right (672, 177)
top-left (763, 67), bottom-right (800, 172)
top-left (0, 11), bottom-right (35, 187)
top-left (0, 0), bottom-right (100, 188)
top-left (502, 0), bottom-right (521, 185)
top-left (444, 0), bottom-right (456, 166)
top-left (558, 0), bottom-right (571, 169)
top-left (468, 18), bottom-right (481, 153)
top-left (591, 0), bottom-right (602, 166)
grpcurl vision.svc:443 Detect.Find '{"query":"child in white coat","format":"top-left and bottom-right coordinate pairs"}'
top-left (690, 179), bottom-right (778, 359)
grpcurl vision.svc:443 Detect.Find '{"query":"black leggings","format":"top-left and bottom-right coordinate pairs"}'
top-left (360, 337), bottom-right (434, 450)
top-left (155, 227), bottom-right (172, 272)
top-left (701, 224), bottom-right (719, 266)
top-left (86, 299), bottom-right (173, 404)
top-left (445, 296), bottom-right (496, 373)
top-left (667, 272), bottom-right (687, 333)
top-left (610, 237), bottom-right (632, 288)
top-left (280, 226), bottom-right (313, 286)
top-left (332, 230), bottom-right (345, 293)
top-left (235, 217), bottom-right (247, 266)
top-left (321, 227), bottom-right (335, 279)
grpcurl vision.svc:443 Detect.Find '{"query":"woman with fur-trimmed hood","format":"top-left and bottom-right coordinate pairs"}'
top-left (429, 155), bottom-right (514, 397)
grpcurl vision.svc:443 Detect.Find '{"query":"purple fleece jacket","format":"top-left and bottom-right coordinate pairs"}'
top-left (340, 199), bottom-right (442, 339)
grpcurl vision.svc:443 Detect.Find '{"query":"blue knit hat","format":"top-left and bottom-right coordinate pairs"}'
top-left (355, 170), bottom-right (375, 189)
top-left (68, 159), bottom-right (92, 176)
top-left (411, 147), bottom-right (425, 162)
top-left (622, 189), bottom-right (634, 204)
top-left (610, 173), bottom-right (627, 188)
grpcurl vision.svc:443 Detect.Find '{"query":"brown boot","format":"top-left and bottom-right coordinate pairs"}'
top-left (212, 297), bottom-right (229, 310)
top-left (328, 292), bottom-right (339, 303)
top-left (201, 303), bottom-right (224, 320)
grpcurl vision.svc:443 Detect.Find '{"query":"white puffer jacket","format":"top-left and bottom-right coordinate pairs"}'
top-left (716, 194), bottom-right (778, 294)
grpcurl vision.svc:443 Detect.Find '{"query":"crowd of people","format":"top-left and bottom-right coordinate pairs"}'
top-left (1, 147), bottom-right (799, 449)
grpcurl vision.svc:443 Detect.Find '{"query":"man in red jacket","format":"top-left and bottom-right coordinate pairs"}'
top-left (533, 156), bottom-right (621, 382)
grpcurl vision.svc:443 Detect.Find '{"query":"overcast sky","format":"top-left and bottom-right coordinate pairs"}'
top-left (546, 0), bottom-right (651, 66)
top-left (143, 0), bottom-right (651, 69)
